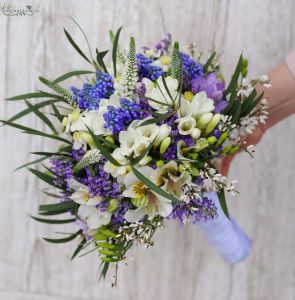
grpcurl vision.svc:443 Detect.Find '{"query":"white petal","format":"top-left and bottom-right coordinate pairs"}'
top-left (124, 207), bottom-right (146, 223)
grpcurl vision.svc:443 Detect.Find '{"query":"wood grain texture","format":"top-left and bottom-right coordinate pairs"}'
top-left (0, 0), bottom-right (294, 299)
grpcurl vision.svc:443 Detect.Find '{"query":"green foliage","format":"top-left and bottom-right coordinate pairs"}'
top-left (109, 29), bottom-right (126, 64)
top-left (112, 26), bottom-right (123, 78)
top-left (203, 52), bottom-right (216, 74)
top-left (43, 230), bottom-right (82, 244)
top-left (218, 188), bottom-right (229, 219)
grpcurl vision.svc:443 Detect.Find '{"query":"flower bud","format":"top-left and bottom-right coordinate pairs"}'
top-left (222, 145), bottom-right (232, 154)
top-left (195, 138), bottom-right (209, 152)
top-left (183, 91), bottom-right (194, 101)
top-left (62, 116), bottom-right (68, 127)
top-left (107, 199), bottom-right (118, 213)
top-left (154, 124), bottom-right (171, 147)
top-left (191, 167), bottom-right (200, 176)
top-left (191, 128), bottom-right (201, 139)
top-left (178, 164), bottom-right (186, 173)
top-left (105, 136), bottom-right (115, 144)
top-left (207, 136), bottom-right (217, 145)
top-left (160, 137), bottom-right (171, 154)
top-left (229, 145), bottom-right (240, 154)
top-left (80, 132), bottom-right (95, 148)
top-left (204, 114), bottom-right (221, 135)
top-left (197, 113), bottom-right (213, 129)
top-left (216, 131), bottom-right (228, 146)
top-left (139, 155), bottom-right (153, 166)
top-left (156, 160), bottom-right (165, 168)
top-left (69, 109), bottom-right (80, 122)
top-left (187, 153), bottom-right (199, 160)
top-left (132, 196), bottom-right (148, 208)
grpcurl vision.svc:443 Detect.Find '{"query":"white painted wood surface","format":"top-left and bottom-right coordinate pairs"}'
top-left (0, 0), bottom-right (294, 299)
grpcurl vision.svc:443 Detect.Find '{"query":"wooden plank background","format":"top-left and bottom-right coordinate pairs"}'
top-left (0, 0), bottom-right (294, 299)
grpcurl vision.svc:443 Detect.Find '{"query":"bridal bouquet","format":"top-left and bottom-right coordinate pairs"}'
top-left (2, 25), bottom-right (270, 284)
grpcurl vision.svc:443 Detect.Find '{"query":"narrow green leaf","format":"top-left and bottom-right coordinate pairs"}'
top-left (0, 120), bottom-right (71, 144)
top-left (71, 238), bottom-right (87, 260)
top-left (51, 70), bottom-right (94, 85)
top-left (28, 168), bottom-right (57, 188)
top-left (139, 113), bottom-right (173, 127)
top-left (8, 100), bottom-right (60, 122)
top-left (39, 210), bottom-right (69, 216)
top-left (231, 101), bottom-right (242, 124)
top-left (14, 156), bottom-right (48, 171)
top-left (218, 188), bottom-right (229, 218)
top-left (96, 49), bottom-right (109, 73)
top-left (161, 76), bottom-right (174, 102)
top-left (131, 167), bottom-right (180, 203)
top-left (203, 52), bottom-right (216, 74)
top-left (31, 151), bottom-right (70, 157)
top-left (86, 126), bottom-right (121, 166)
top-left (25, 100), bottom-right (57, 134)
top-left (43, 230), bottom-right (81, 244)
top-left (112, 26), bottom-right (123, 78)
top-left (39, 201), bottom-right (78, 212)
top-left (224, 54), bottom-right (243, 96)
top-left (64, 28), bottom-right (91, 63)
top-left (6, 92), bottom-right (51, 101)
top-left (145, 96), bottom-right (171, 107)
top-left (31, 215), bottom-right (76, 224)
top-left (51, 103), bottom-right (63, 122)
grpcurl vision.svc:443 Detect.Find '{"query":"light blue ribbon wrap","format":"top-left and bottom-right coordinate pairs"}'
top-left (197, 191), bottom-right (252, 264)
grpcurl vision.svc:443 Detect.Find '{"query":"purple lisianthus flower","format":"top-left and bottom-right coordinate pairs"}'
top-left (192, 73), bottom-right (225, 101)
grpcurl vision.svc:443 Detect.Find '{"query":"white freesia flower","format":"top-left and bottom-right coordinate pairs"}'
top-left (63, 109), bottom-right (86, 133)
top-left (136, 124), bottom-right (160, 142)
top-left (78, 205), bottom-right (111, 230)
top-left (123, 166), bottom-right (173, 222)
top-left (133, 139), bottom-right (150, 157)
top-left (177, 99), bottom-right (192, 118)
top-left (191, 91), bottom-right (214, 118)
top-left (68, 179), bottom-right (101, 205)
top-left (175, 116), bottom-right (196, 135)
top-left (119, 128), bottom-right (137, 156)
top-left (154, 124), bottom-right (171, 147)
top-left (145, 76), bottom-right (179, 112)
top-left (142, 78), bottom-right (155, 93)
top-left (104, 148), bottom-right (130, 180)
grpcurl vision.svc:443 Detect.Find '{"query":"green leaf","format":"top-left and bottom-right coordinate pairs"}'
top-left (39, 210), bottom-right (70, 216)
top-left (31, 151), bottom-right (70, 157)
top-left (28, 168), bottom-right (57, 188)
top-left (39, 201), bottom-right (78, 213)
top-left (24, 100), bottom-right (57, 134)
top-left (86, 126), bottom-right (121, 166)
top-left (14, 156), bottom-right (48, 171)
top-left (231, 101), bottom-right (242, 124)
top-left (50, 103), bottom-right (64, 122)
top-left (224, 54), bottom-right (243, 96)
top-left (6, 92), bottom-right (51, 101)
top-left (31, 215), bottom-right (76, 224)
top-left (64, 28), bottom-right (91, 63)
top-left (96, 49), bottom-right (109, 73)
top-left (217, 188), bottom-right (229, 218)
top-left (8, 100), bottom-right (60, 122)
top-left (71, 238), bottom-right (87, 260)
top-left (161, 75), bottom-right (174, 102)
top-left (112, 26), bottom-right (123, 78)
top-left (43, 230), bottom-right (81, 244)
top-left (131, 167), bottom-right (180, 203)
top-left (203, 52), bottom-right (216, 74)
top-left (145, 96), bottom-right (171, 107)
top-left (139, 112), bottom-right (173, 127)
top-left (51, 70), bottom-right (94, 85)
top-left (0, 120), bottom-right (71, 144)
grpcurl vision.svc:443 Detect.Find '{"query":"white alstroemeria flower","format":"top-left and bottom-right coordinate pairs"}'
top-left (175, 116), bottom-right (196, 135)
top-left (191, 91), bottom-right (215, 118)
top-left (145, 76), bottom-right (179, 112)
top-left (99, 94), bottom-right (121, 108)
top-left (104, 148), bottom-right (130, 180)
top-left (78, 205), bottom-right (111, 230)
top-left (151, 161), bottom-right (192, 200)
top-left (68, 179), bottom-right (101, 205)
top-left (123, 166), bottom-right (173, 222)
top-left (154, 124), bottom-right (171, 147)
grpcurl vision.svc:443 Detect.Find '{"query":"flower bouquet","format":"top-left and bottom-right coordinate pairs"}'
top-left (2, 24), bottom-right (270, 284)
